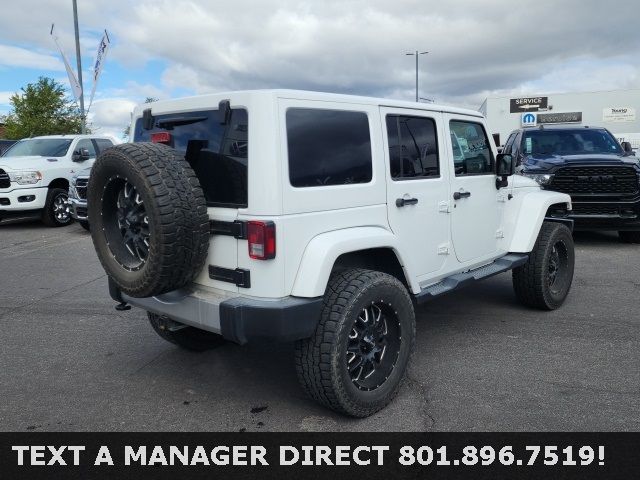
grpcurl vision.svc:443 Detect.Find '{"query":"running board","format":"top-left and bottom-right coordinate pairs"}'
top-left (415, 253), bottom-right (529, 304)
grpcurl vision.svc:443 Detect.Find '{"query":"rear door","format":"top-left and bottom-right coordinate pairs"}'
top-left (381, 107), bottom-right (450, 281)
top-left (133, 108), bottom-right (249, 293)
top-left (444, 114), bottom-right (503, 263)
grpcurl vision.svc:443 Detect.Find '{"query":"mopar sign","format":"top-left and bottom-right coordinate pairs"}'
top-left (521, 112), bottom-right (537, 126)
top-left (510, 96), bottom-right (548, 113)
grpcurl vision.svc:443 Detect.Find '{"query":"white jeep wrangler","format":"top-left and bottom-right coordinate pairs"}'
top-left (88, 90), bottom-right (575, 417)
top-left (0, 135), bottom-right (115, 226)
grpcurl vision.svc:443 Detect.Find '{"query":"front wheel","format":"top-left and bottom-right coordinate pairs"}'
top-left (295, 269), bottom-right (416, 417)
top-left (512, 222), bottom-right (575, 310)
top-left (41, 188), bottom-right (73, 227)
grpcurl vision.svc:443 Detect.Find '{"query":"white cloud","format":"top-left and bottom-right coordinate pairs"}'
top-left (88, 98), bottom-right (136, 139)
top-left (0, 45), bottom-right (63, 71)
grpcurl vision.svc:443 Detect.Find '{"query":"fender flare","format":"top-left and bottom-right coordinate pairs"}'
top-left (291, 226), bottom-right (418, 297)
top-left (508, 190), bottom-right (572, 252)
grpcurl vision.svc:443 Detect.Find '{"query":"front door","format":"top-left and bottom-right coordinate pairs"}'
top-left (381, 107), bottom-right (450, 282)
top-left (444, 115), bottom-right (503, 263)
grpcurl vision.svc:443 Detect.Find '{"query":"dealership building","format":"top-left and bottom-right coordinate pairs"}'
top-left (479, 89), bottom-right (640, 149)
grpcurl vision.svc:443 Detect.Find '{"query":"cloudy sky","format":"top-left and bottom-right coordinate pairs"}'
top-left (1, 0), bottom-right (639, 137)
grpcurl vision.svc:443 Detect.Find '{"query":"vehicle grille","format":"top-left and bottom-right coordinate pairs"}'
top-left (75, 177), bottom-right (89, 200)
top-left (0, 169), bottom-right (10, 189)
top-left (549, 166), bottom-right (639, 196)
top-left (571, 204), bottom-right (624, 216)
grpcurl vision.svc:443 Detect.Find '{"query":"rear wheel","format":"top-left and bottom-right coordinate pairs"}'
top-left (513, 222), bottom-right (574, 310)
top-left (619, 231), bottom-right (640, 244)
top-left (295, 269), bottom-right (415, 417)
top-left (148, 312), bottom-right (227, 351)
top-left (42, 188), bottom-right (73, 227)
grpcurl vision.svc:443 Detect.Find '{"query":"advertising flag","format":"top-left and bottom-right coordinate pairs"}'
top-left (50, 24), bottom-right (83, 102)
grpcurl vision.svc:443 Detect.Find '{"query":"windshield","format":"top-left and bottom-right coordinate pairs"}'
top-left (521, 129), bottom-right (622, 156)
top-left (3, 138), bottom-right (73, 158)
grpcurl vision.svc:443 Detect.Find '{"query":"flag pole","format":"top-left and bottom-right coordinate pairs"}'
top-left (72, 0), bottom-right (86, 133)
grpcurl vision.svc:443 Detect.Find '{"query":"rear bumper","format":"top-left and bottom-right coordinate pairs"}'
top-left (109, 278), bottom-right (323, 345)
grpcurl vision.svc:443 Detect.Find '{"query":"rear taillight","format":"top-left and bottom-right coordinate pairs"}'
top-left (247, 221), bottom-right (276, 260)
top-left (151, 131), bottom-right (172, 144)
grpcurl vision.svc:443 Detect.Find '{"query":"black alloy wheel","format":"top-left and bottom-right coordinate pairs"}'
top-left (102, 177), bottom-right (150, 272)
top-left (347, 302), bottom-right (401, 392)
top-left (547, 240), bottom-right (569, 294)
top-left (53, 191), bottom-right (71, 224)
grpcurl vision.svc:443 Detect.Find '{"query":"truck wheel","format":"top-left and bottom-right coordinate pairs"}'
top-left (295, 269), bottom-right (416, 417)
top-left (79, 220), bottom-right (90, 231)
top-left (512, 222), bottom-right (574, 310)
top-left (619, 231), bottom-right (640, 244)
top-left (148, 312), bottom-right (227, 351)
top-left (41, 188), bottom-right (73, 227)
top-left (88, 143), bottom-right (210, 298)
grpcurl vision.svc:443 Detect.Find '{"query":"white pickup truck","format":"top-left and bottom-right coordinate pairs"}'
top-left (0, 135), bottom-right (116, 226)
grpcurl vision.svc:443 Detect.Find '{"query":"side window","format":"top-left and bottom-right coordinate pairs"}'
top-left (286, 108), bottom-right (372, 187)
top-left (75, 139), bottom-right (97, 159)
top-left (449, 120), bottom-right (494, 176)
top-left (386, 115), bottom-right (439, 179)
top-left (95, 138), bottom-right (114, 153)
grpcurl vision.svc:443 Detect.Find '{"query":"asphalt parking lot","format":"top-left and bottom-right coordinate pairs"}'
top-left (0, 220), bottom-right (638, 432)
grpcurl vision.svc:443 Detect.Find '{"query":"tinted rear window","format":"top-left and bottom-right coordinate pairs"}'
top-left (286, 108), bottom-right (372, 187)
top-left (134, 109), bottom-right (248, 207)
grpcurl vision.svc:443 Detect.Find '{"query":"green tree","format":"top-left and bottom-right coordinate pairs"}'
top-left (123, 97), bottom-right (158, 140)
top-left (3, 77), bottom-right (87, 139)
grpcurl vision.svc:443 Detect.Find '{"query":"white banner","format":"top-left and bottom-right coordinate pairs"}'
top-left (603, 107), bottom-right (636, 123)
top-left (88, 30), bottom-right (110, 112)
top-left (50, 24), bottom-right (83, 102)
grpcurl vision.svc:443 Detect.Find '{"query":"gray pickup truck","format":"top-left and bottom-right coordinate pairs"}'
top-left (68, 167), bottom-right (91, 231)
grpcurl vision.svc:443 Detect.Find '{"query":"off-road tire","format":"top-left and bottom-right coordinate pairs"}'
top-left (295, 269), bottom-right (416, 417)
top-left (512, 222), bottom-right (574, 310)
top-left (41, 188), bottom-right (73, 227)
top-left (79, 220), bottom-right (90, 231)
top-left (619, 230), bottom-right (640, 244)
top-left (148, 312), bottom-right (227, 351)
top-left (88, 143), bottom-right (209, 298)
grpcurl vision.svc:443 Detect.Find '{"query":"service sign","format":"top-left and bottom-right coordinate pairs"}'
top-left (509, 96), bottom-right (548, 113)
top-left (603, 107), bottom-right (636, 123)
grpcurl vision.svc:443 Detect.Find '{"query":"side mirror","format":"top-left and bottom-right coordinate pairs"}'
top-left (621, 141), bottom-right (634, 154)
top-left (72, 148), bottom-right (91, 162)
top-left (495, 153), bottom-right (515, 189)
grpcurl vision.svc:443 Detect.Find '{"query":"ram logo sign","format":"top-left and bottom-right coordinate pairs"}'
top-left (521, 113), bottom-right (537, 127)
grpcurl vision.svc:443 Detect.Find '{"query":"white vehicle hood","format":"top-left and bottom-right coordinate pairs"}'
top-left (0, 156), bottom-right (61, 171)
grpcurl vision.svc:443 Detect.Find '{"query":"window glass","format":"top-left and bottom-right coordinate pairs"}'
top-left (95, 138), bottom-right (114, 153)
top-left (503, 132), bottom-right (517, 153)
top-left (3, 138), bottom-right (72, 157)
top-left (520, 129), bottom-right (622, 156)
top-left (386, 115), bottom-right (439, 179)
top-left (134, 109), bottom-right (248, 207)
top-left (287, 108), bottom-right (372, 187)
top-left (76, 139), bottom-right (97, 158)
top-left (449, 120), bottom-right (494, 176)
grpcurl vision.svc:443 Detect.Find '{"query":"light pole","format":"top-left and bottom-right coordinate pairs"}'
top-left (406, 51), bottom-right (428, 102)
top-left (72, 0), bottom-right (85, 133)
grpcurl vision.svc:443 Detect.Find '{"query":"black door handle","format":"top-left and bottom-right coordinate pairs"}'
top-left (396, 197), bottom-right (419, 207)
top-left (453, 191), bottom-right (471, 200)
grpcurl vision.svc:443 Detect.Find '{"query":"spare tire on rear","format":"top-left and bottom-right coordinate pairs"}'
top-left (88, 142), bottom-right (210, 298)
